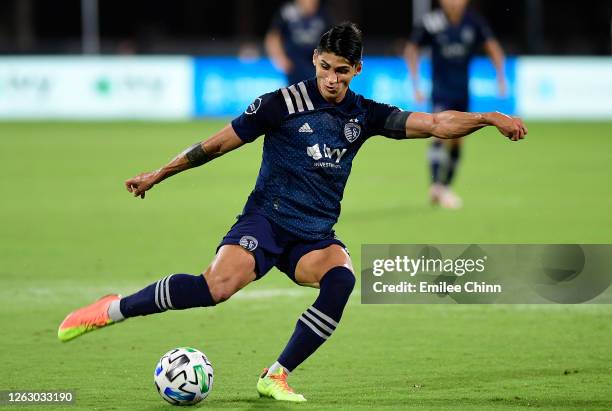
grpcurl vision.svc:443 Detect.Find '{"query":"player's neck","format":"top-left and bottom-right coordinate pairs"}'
top-left (443, 10), bottom-right (464, 25)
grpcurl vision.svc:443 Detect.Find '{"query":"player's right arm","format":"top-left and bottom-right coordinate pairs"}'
top-left (265, 28), bottom-right (293, 75)
top-left (125, 124), bottom-right (243, 199)
top-left (265, 8), bottom-right (292, 74)
top-left (474, 12), bottom-right (507, 97)
top-left (403, 41), bottom-right (425, 103)
top-left (483, 39), bottom-right (507, 97)
top-left (404, 15), bottom-right (432, 103)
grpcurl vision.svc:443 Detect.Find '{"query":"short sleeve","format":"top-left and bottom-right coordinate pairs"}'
top-left (473, 13), bottom-right (495, 44)
top-left (269, 9), bottom-right (284, 32)
top-left (410, 20), bottom-right (433, 46)
top-left (231, 91), bottom-right (286, 143)
top-left (366, 100), bottom-right (407, 140)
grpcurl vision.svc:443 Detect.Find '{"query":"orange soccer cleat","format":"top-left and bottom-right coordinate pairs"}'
top-left (58, 294), bottom-right (121, 342)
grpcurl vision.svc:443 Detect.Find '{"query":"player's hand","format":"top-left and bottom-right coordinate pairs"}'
top-left (276, 57), bottom-right (293, 75)
top-left (497, 77), bottom-right (508, 98)
top-left (488, 112), bottom-right (528, 141)
top-left (125, 171), bottom-right (159, 199)
top-left (414, 89), bottom-right (426, 103)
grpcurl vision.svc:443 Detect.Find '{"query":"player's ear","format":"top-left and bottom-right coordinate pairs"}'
top-left (354, 60), bottom-right (363, 76)
top-left (312, 49), bottom-right (318, 67)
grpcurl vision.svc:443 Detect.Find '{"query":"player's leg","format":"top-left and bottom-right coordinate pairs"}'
top-left (443, 137), bottom-right (462, 186)
top-left (116, 245), bottom-right (255, 316)
top-left (428, 99), bottom-right (465, 209)
top-left (439, 137), bottom-right (463, 208)
top-left (428, 101), bottom-right (450, 205)
top-left (202, 245), bottom-right (257, 303)
top-left (428, 137), bottom-right (448, 204)
top-left (58, 245), bottom-right (256, 342)
top-left (437, 98), bottom-right (468, 208)
top-left (257, 243), bottom-right (354, 402)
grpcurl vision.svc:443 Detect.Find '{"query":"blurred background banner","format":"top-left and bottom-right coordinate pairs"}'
top-left (5, 55), bottom-right (612, 119)
top-left (0, 56), bottom-right (192, 119)
top-left (0, 55), bottom-right (525, 119)
top-left (193, 57), bottom-right (285, 117)
top-left (468, 57), bottom-right (516, 115)
top-left (516, 57), bottom-right (612, 120)
top-left (349, 57), bottom-right (516, 114)
top-left (0, 0), bottom-right (611, 120)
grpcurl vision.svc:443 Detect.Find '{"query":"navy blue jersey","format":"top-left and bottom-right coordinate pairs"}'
top-left (411, 8), bottom-right (494, 103)
top-left (271, 3), bottom-right (330, 85)
top-left (231, 78), bottom-right (407, 240)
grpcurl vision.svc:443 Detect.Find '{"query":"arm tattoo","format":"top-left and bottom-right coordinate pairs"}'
top-left (383, 111), bottom-right (411, 139)
top-left (185, 143), bottom-right (210, 167)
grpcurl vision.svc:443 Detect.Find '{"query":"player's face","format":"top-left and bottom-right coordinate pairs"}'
top-left (440, 0), bottom-right (469, 17)
top-left (296, 0), bottom-right (319, 16)
top-left (312, 51), bottom-right (362, 104)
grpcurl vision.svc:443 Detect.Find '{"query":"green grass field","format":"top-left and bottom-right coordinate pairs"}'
top-left (1, 121), bottom-right (611, 410)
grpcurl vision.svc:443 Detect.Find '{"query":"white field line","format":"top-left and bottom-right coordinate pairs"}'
top-left (1, 284), bottom-right (610, 313)
top-left (0, 284), bottom-right (323, 305)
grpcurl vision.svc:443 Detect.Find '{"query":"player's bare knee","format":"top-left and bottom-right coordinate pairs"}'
top-left (205, 245), bottom-right (256, 303)
top-left (319, 250), bottom-right (354, 277)
top-left (207, 276), bottom-right (237, 304)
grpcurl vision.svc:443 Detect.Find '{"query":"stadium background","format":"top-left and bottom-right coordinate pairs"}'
top-left (1, 0), bottom-right (611, 409)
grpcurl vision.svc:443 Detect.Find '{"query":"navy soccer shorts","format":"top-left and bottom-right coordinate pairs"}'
top-left (217, 212), bottom-right (347, 283)
top-left (432, 98), bottom-right (469, 113)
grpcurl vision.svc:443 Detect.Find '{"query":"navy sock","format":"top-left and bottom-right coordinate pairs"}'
top-left (443, 145), bottom-right (461, 185)
top-left (119, 274), bottom-right (215, 318)
top-left (277, 267), bottom-right (355, 372)
top-left (428, 141), bottom-right (448, 184)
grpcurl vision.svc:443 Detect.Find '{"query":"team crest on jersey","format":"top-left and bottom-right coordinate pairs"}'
top-left (343, 120), bottom-right (361, 143)
top-left (461, 27), bottom-right (475, 44)
top-left (245, 98), bottom-right (262, 115)
top-left (239, 235), bottom-right (258, 251)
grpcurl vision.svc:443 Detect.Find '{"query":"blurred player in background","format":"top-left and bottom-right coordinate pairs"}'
top-left (265, 0), bottom-right (331, 85)
top-left (405, 0), bottom-right (506, 208)
top-left (58, 22), bottom-right (526, 402)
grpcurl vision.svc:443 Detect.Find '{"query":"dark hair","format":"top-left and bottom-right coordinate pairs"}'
top-left (317, 22), bottom-right (363, 65)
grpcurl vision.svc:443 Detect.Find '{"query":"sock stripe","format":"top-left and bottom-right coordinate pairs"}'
top-left (154, 280), bottom-right (163, 310)
top-left (160, 278), bottom-right (168, 310)
top-left (155, 276), bottom-right (173, 311)
top-left (299, 315), bottom-right (329, 340)
top-left (302, 310), bottom-right (335, 335)
top-left (307, 306), bottom-right (338, 328)
top-left (120, 273), bottom-right (215, 319)
top-left (164, 275), bottom-right (174, 309)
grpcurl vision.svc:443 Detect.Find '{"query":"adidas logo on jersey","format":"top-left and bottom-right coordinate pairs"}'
top-left (299, 123), bottom-right (314, 133)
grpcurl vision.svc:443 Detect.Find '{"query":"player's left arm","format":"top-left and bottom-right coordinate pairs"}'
top-left (403, 111), bottom-right (527, 141)
top-left (483, 39), bottom-right (507, 96)
top-left (265, 28), bottom-right (293, 75)
top-left (475, 12), bottom-right (507, 97)
top-left (125, 124), bottom-right (244, 199)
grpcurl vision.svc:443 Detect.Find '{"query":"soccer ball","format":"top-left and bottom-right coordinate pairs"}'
top-left (154, 347), bottom-right (214, 405)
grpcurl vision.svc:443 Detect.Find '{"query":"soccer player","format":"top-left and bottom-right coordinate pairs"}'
top-left (265, 0), bottom-right (330, 85)
top-left (58, 22), bottom-right (526, 402)
top-left (404, 0), bottom-right (507, 208)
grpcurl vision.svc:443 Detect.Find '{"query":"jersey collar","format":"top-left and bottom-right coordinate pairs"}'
top-left (305, 77), bottom-right (356, 112)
